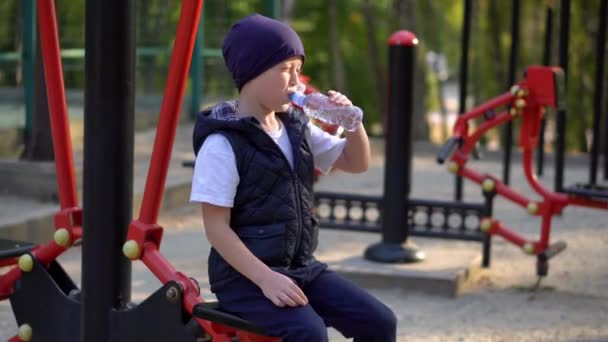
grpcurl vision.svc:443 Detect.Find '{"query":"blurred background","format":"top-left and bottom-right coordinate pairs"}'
top-left (0, 0), bottom-right (605, 159)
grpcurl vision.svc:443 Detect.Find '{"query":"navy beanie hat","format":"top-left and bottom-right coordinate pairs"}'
top-left (222, 14), bottom-right (305, 91)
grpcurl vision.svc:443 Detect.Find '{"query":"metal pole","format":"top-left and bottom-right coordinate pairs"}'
top-left (455, 0), bottom-right (471, 201)
top-left (503, 0), bottom-right (520, 186)
top-left (36, 0), bottom-right (78, 208)
top-left (364, 31), bottom-right (424, 263)
top-left (590, 0), bottom-right (606, 185)
top-left (81, 1), bottom-right (134, 341)
top-left (22, 0), bottom-right (36, 139)
top-left (554, 0), bottom-right (569, 193)
top-left (537, 3), bottom-right (554, 177)
top-left (267, 0), bottom-right (280, 19)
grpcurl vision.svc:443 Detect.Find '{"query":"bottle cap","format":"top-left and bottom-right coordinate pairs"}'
top-left (289, 92), bottom-right (307, 107)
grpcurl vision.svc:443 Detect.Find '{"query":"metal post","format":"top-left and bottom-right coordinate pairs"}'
top-left (22, 0), bottom-right (36, 138)
top-left (537, 3), bottom-right (554, 177)
top-left (364, 31), bottom-right (424, 263)
top-left (455, 0), bottom-right (471, 201)
top-left (503, 0), bottom-right (520, 186)
top-left (189, 8), bottom-right (203, 119)
top-left (81, 1), bottom-right (134, 341)
top-left (481, 190), bottom-right (495, 268)
top-left (590, 0), bottom-right (606, 185)
top-left (554, 0), bottom-right (569, 193)
top-left (267, 0), bottom-right (280, 19)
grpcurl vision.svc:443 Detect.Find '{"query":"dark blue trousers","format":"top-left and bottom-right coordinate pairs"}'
top-left (214, 269), bottom-right (397, 342)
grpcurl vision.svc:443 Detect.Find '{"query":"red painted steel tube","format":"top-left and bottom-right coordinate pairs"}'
top-left (492, 222), bottom-right (528, 248)
top-left (539, 213), bottom-right (553, 251)
top-left (36, 0), bottom-right (78, 209)
top-left (522, 149), bottom-right (568, 203)
top-left (461, 111), bottom-right (513, 155)
top-left (139, 0), bottom-right (203, 224)
top-left (459, 167), bottom-right (530, 207)
top-left (0, 258), bottom-right (18, 268)
top-left (457, 92), bottom-right (515, 122)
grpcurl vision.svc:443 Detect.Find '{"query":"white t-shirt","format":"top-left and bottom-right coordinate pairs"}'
top-left (190, 121), bottom-right (345, 207)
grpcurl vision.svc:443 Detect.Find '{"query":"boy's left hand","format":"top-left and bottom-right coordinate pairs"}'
top-left (327, 90), bottom-right (352, 107)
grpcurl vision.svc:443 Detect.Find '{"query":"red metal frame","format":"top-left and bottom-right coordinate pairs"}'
top-left (446, 66), bottom-right (608, 256)
top-left (123, 1), bottom-right (278, 340)
top-left (0, 0), bottom-right (82, 302)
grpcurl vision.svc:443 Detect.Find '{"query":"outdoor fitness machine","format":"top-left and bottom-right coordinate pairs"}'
top-left (438, 66), bottom-right (608, 285)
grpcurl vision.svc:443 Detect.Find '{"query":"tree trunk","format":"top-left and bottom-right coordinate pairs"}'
top-left (21, 31), bottom-right (54, 161)
top-left (362, 0), bottom-right (386, 122)
top-left (328, 0), bottom-right (346, 92)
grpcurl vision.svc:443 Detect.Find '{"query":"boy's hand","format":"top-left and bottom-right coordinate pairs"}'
top-left (257, 270), bottom-right (308, 307)
top-left (327, 90), bottom-right (353, 106)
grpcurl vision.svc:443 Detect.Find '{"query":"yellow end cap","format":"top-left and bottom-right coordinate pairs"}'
top-left (480, 219), bottom-right (493, 232)
top-left (527, 203), bottom-right (539, 215)
top-left (122, 240), bottom-right (141, 260)
top-left (18, 324), bottom-right (32, 341)
top-left (18, 254), bottom-right (33, 272)
top-left (516, 89), bottom-right (527, 97)
top-left (482, 179), bottom-right (495, 192)
top-left (509, 108), bottom-right (519, 117)
top-left (523, 243), bottom-right (535, 255)
top-left (448, 162), bottom-right (460, 174)
top-left (54, 228), bottom-right (71, 247)
top-left (515, 98), bottom-right (526, 108)
top-left (510, 85), bottom-right (520, 95)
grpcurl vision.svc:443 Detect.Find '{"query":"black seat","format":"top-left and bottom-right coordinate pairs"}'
top-left (192, 301), bottom-right (270, 336)
top-left (564, 183), bottom-right (608, 200)
top-left (0, 239), bottom-right (36, 260)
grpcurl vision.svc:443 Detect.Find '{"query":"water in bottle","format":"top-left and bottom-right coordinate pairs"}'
top-left (289, 91), bottom-right (363, 132)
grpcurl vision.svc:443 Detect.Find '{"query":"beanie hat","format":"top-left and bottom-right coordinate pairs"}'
top-left (222, 14), bottom-right (306, 91)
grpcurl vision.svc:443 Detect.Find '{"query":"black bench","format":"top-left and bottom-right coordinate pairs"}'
top-left (564, 183), bottom-right (608, 200)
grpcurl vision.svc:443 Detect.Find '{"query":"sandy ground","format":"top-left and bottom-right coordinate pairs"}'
top-left (1, 151), bottom-right (607, 341)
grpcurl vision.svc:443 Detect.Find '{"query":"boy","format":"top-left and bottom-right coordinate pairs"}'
top-left (190, 14), bottom-right (396, 341)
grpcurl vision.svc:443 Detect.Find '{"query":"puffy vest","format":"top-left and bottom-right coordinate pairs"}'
top-left (192, 104), bottom-right (319, 291)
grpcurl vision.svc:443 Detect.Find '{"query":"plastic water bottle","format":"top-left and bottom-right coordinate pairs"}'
top-left (289, 90), bottom-right (363, 132)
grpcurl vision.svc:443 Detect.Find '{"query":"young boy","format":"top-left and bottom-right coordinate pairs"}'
top-left (190, 14), bottom-right (396, 342)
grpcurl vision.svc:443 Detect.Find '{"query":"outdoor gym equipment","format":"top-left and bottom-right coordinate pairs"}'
top-left (438, 66), bottom-right (608, 285)
top-left (0, 0), bottom-right (281, 341)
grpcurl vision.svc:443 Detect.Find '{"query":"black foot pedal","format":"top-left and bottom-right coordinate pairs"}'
top-left (541, 240), bottom-right (567, 261)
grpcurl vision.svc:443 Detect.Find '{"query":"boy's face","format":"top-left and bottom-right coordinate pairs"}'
top-left (245, 56), bottom-right (303, 113)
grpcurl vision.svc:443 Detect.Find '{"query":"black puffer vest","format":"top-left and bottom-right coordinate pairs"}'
top-left (192, 102), bottom-right (319, 291)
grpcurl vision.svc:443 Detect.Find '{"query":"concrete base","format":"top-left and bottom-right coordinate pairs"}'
top-left (316, 233), bottom-right (486, 297)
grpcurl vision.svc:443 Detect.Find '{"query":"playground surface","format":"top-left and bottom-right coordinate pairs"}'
top-left (1, 122), bottom-right (607, 341)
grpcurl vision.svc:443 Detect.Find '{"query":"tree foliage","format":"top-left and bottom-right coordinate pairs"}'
top-left (0, 0), bottom-right (604, 150)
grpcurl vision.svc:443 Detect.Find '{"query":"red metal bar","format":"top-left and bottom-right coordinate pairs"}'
top-left (36, 0), bottom-right (78, 209)
top-left (139, 0), bottom-right (203, 224)
top-left (539, 213), bottom-right (553, 251)
top-left (0, 258), bottom-right (17, 268)
top-left (457, 91), bottom-right (515, 122)
top-left (459, 167), bottom-right (530, 208)
top-left (461, 111), bottom-right (513, 155)
top-left (522, 149), bottom-right (568, 203)
top-left (492, 222), bottom-right (528, 248)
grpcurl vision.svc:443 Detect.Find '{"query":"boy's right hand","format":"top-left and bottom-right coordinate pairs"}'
top-left (257, 270), bottom-right (308, 307)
